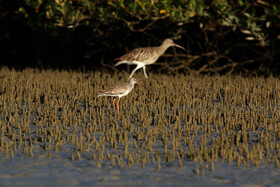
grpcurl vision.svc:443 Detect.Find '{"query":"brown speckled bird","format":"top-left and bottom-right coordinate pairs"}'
top-left (97, 77), bottom-right (141, 114)
top-left (115, 39), bottom-right (186, 79)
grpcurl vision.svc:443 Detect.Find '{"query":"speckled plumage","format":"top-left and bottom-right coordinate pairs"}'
top-left (115, 39), bottom-right (186, 79)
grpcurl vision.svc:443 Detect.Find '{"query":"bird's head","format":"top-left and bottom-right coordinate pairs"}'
top-left (129, 77), bottom-right (141, 86)
top-left (162, 38), bottom-right (187, 51)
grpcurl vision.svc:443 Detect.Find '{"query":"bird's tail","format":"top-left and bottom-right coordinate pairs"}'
top-left (97, 90), bottom-right (104, 97)
top-left (114, 60), bottom-right (125, 66)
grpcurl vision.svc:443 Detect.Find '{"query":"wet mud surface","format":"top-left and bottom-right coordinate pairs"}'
top-left (0, 68), bottom-right (280, 186)
top-left (1, 157), bottom-right (280, 186)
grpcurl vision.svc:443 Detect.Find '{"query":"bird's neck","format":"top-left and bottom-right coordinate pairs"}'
top-left (129, 82), bottom-right (135, 89)
top-left (158, 44), bottom-right (171, 55)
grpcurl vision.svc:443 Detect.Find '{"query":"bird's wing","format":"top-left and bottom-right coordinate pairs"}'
top-left (119, 47), bottom-right (159, 62)
top-left (99, 83), bottom-right (128, 95)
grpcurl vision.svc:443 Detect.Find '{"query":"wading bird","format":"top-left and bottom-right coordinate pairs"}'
top-left (97, 77), bottom-right (141, 114)
top-left (115, 39), bottom-right (187, 79)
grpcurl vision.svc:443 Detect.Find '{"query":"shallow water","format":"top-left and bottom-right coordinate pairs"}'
top-left (1, 157), bottom-right (280, 187)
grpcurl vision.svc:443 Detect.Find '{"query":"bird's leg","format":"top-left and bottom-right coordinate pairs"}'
top-left (129, 64), bottom-right (143, 80)
top-left (143, 65), bottom-right (148, 78)
top-left (117, 98), bottom-right (120, 114)
top-left (113, 98), bottom-right (117, 114)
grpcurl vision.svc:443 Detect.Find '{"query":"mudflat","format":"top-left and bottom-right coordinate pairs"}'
top-left (0, 67), bottom-right (279, 186)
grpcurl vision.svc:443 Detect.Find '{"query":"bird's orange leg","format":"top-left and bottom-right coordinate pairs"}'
top-left (117, 98), bottom-right (120, 114)
top-left (113, 98), bottom-right (117, 114)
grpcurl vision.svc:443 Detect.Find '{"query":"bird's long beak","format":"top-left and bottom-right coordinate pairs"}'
top-left (174, 44), bottom-right (187, 52)
top-left (136, 81), bottom-right (141, 86)
top-left (136, 81), bottom-right (148, 89)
